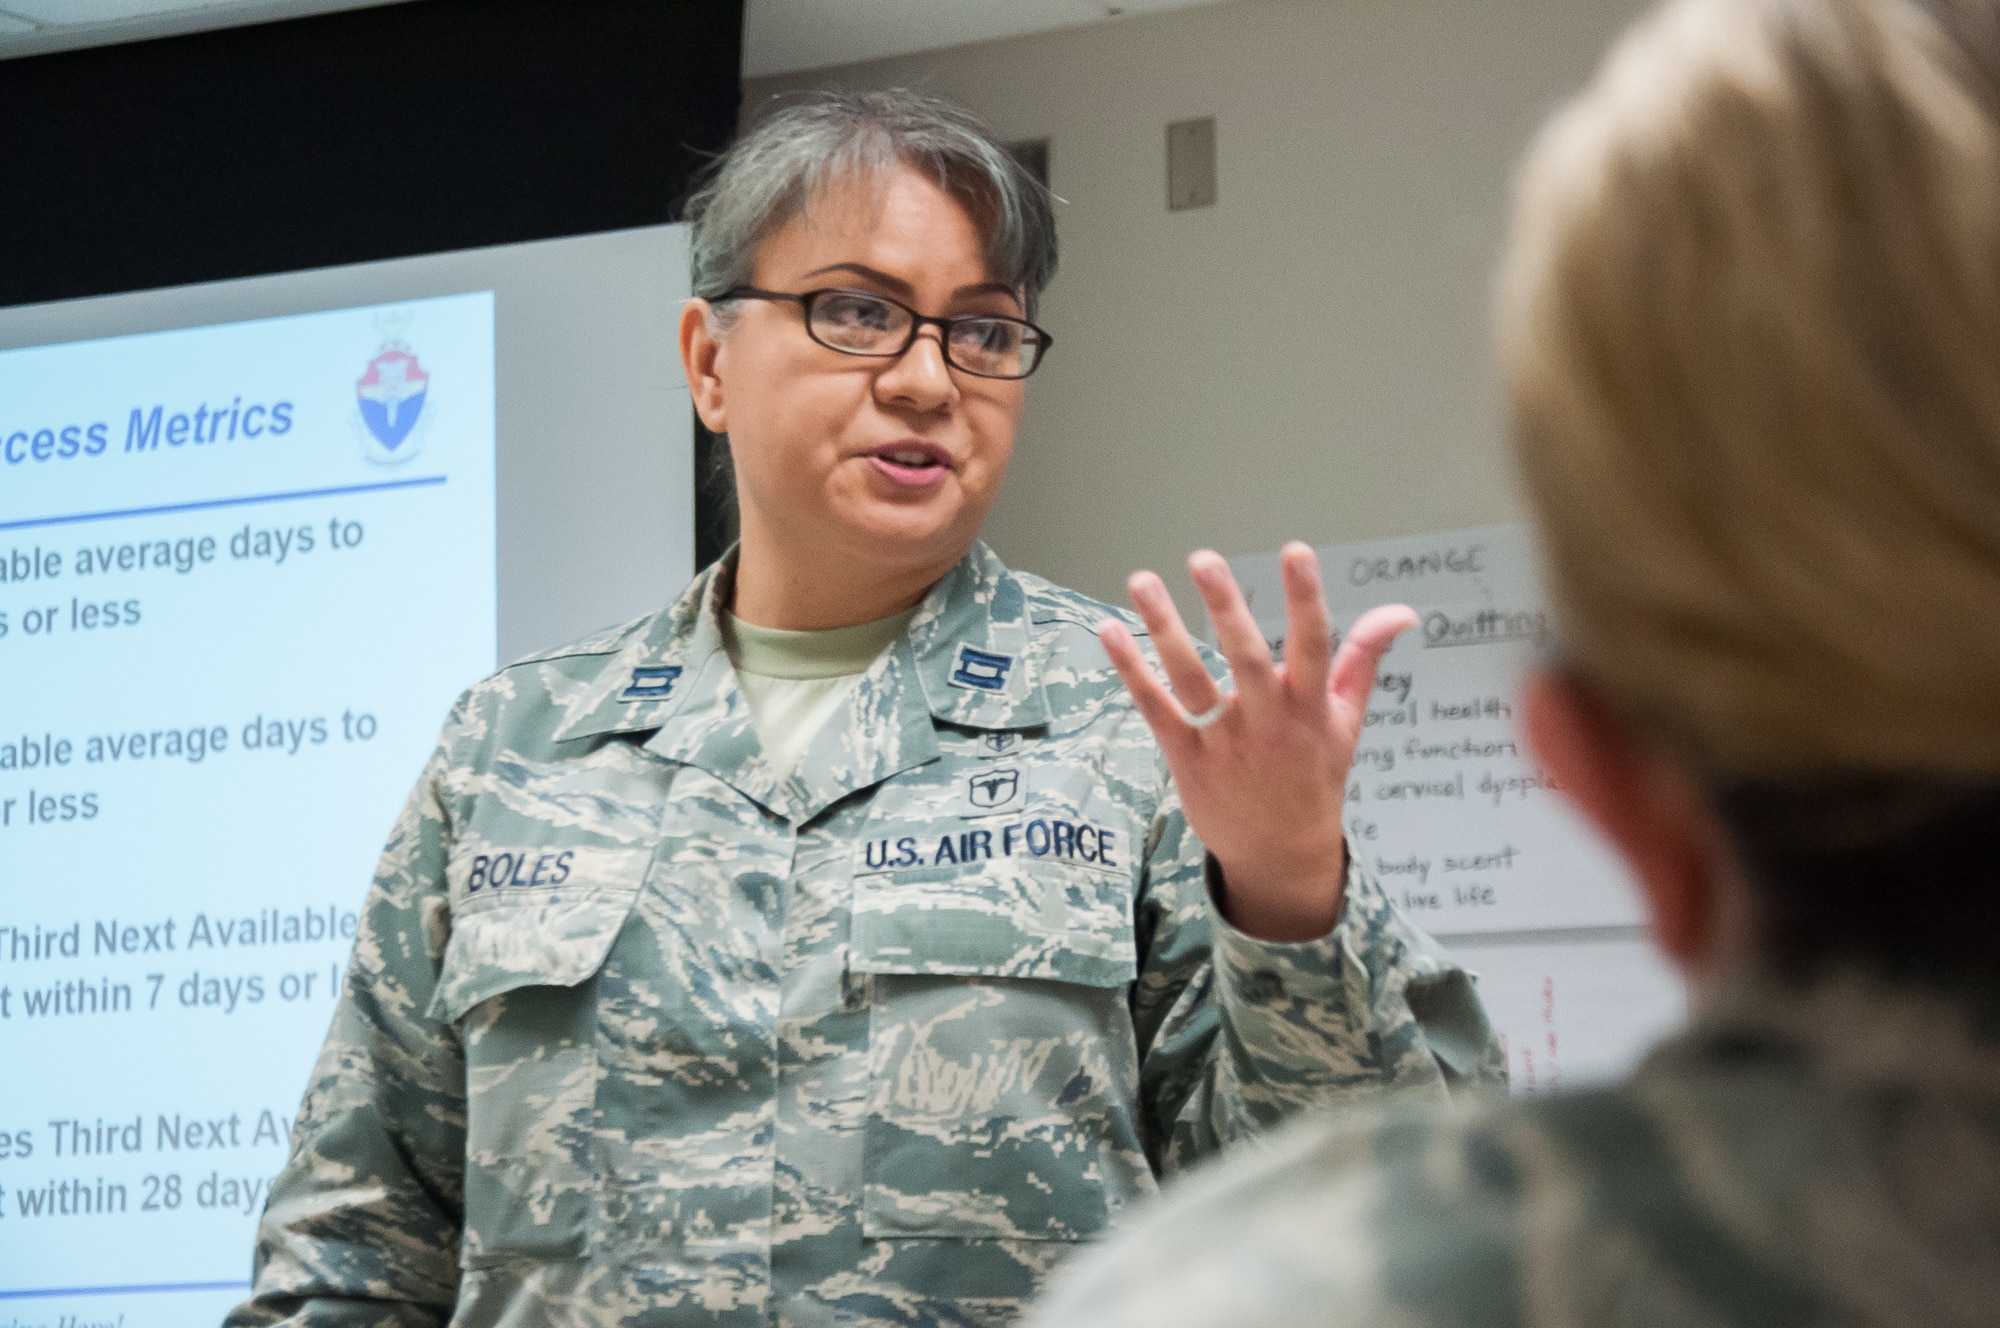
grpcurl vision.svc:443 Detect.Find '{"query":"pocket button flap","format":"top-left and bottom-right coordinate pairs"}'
top-left (850, 862), bottom-right (1136, 989)
top-left (427, 890), bottom-right (638, 1024)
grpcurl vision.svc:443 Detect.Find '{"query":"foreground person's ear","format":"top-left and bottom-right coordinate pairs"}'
top-left (1522, 667), bottom-right (1720, 970)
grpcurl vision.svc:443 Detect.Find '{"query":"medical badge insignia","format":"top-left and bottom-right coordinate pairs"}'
top-left (983, 732), bottom-right (1020, 754)
top-left (620, 665), bottom-right (683, 701)
top-left (950, 645), bottom-right (1014, 692)
top-left (966, 766), bottom-right (1022, 810)
top-left (356, 319), bottom-right (430, 465)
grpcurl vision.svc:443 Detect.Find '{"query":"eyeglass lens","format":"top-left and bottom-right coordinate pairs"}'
top-left (807, 291), bottom-right (1044, 378)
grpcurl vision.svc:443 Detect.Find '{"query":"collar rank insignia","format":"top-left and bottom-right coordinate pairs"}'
top-left (950, 645), bottom-right (1014, 692)
top-left (620, 665), bottom-right (683, 701)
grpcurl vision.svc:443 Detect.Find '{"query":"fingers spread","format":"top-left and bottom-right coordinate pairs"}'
top-left (1330, 603), bottom-right (1419, 713)
top-left (1189, 551), bottom-right (1275, 696)
top-left (1127, 569), bottom-right (1224, 715)
top-left (1278, 542), bottom-right (1332, 705)
top-left (1098, 618), bottom-right (1195, 752)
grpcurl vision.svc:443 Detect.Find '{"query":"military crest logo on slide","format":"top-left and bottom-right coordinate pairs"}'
top-left (355, 314), bottom-right (431, 465)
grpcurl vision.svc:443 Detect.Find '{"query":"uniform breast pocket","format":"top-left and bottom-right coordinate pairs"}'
top-left (427, 887), bottom-right (638, 1267)
top-left (850, 858), bottom-right (1154, 1242)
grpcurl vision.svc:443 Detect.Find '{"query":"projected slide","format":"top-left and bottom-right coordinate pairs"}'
top-left (0, 294), bottom-right (497, 1326)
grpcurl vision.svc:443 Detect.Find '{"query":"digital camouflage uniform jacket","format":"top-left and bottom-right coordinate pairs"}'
top-left (229, 543), bottom-right (1503, 1328)
top-left (1030, 970), bottom-right (2000, 1328)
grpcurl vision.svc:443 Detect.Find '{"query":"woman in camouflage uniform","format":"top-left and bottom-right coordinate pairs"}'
top-left (228, 90), bottom-right (1500, 1328)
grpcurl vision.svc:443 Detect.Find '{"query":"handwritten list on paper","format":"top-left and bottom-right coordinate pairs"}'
top-left (1228, 524), bottom-right (1687, 1090)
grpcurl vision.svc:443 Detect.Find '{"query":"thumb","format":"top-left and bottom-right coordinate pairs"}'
top-left (1329, 604), bottom-right (1419, 713)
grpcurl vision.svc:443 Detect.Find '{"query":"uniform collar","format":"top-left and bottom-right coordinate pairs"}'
top-left (548, 560), bottom-right (729, 745)
top-left (549, 542), bottom-right (1051, 821)
top-left (906, 541), bottom-right (1052, 732)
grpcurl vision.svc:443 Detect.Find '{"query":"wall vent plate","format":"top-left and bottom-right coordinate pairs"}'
top-left (1167, 117), bottom-right (1216, 210)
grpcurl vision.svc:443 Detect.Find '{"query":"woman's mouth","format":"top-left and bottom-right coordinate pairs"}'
top-left (865, 441), bottom-right (953, 488)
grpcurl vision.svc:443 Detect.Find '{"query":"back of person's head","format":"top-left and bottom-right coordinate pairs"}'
top-left (1498, 0), bottom-right (2000, 993)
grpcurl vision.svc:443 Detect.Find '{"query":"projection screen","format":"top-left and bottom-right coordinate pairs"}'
top-left (0, 224), bottom-right (694, 1328)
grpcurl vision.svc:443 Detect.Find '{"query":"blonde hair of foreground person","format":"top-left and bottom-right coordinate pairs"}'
top-left (1498, 0), bottom-right (2000, 779)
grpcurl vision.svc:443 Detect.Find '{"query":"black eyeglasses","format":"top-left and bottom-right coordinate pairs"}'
top-left (716, 286), bottom-right (1053, 380)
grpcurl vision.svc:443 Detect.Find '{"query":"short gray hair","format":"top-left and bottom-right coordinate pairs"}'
top-left (684, 89), bottom-right (1059, 318)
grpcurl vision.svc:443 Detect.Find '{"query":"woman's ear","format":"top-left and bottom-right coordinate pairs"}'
top-left (1521, 668), bottom-right (1720, 970)
top-left (680, 298), bottom-right (729, 433)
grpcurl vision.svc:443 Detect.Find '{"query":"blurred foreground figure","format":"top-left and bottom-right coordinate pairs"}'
top-left (1030, 0), bottom-right (2000, 1323)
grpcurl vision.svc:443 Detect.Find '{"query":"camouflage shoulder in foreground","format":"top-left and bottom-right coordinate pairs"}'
top-left (1029, 971), bottom-right (2000, 1328)
top-left (231, 542), bottom-right (1500, 1328)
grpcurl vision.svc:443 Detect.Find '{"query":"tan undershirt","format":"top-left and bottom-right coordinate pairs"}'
top-left (721, 606), bottom-right (918, 779)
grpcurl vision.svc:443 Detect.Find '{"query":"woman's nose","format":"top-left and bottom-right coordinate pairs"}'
top-left (875, 328), bottom-right (958, 412)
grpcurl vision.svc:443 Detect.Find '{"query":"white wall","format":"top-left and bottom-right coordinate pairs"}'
top-left (748, 0), bottom-right (1649, 619)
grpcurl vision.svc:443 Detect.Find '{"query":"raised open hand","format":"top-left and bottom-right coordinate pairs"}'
top-left (1099, 542), bottom-right (1418, 941)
